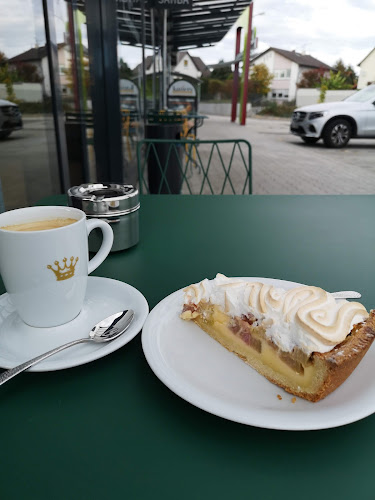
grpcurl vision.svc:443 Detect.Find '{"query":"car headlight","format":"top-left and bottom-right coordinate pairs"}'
top-left (309, 111), bottom-right (327, 120)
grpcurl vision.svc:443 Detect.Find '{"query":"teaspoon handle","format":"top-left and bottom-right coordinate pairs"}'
top-left (0, 338), bottom-right (90, 386)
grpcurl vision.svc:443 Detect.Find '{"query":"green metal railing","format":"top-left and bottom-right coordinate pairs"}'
top-left (137, 139), bottom-right (252, 195)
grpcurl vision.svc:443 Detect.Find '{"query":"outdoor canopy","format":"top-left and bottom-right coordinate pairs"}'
top-left (117, 0), bottom-right (251, 50)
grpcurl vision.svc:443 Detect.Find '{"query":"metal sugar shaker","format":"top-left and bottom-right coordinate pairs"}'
top-left (67, 183), bottom-right (140, 252)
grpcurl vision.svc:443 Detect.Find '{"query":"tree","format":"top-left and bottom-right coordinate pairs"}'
top-left (0, 51), bottom-right (16, 102)
top-left (208, 79), bottom-right (226, 98)
top-left (332, 59), bottom-right (357, 87)
top-left (12, 62), bottom-right (43, 83)
top-left (319, 70), bottom-right (352, 102)
top-left (62, 57), bottom-right (90, 108)
top-left (248, 63), bottom-right (273, 96)
top-left (297, 68), bottom-right (326, 88)
top-left (210, 60), bottom-right (232, 80)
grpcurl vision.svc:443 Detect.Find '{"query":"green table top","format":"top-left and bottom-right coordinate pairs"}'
top-left (1, 194), bottom-right (375, 500)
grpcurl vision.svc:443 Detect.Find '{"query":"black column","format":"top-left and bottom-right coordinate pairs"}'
top-left (42, 0), bottom-right (70, 193)
top-left (86, 0), bottom-right (124, 183)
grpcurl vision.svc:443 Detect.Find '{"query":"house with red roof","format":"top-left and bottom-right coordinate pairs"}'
top-left (251, 47), bottom-right (332, 101)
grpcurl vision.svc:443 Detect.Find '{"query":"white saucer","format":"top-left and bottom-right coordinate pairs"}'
top-left (0, 277), bottom-right (149, 372)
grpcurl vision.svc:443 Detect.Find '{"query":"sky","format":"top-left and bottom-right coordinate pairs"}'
top-left (188, 0), bottom-right (375, 72)
top-left (1, 0), bottom-right (374, 74)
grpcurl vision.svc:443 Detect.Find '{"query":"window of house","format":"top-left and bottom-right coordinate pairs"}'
top-left (274, 69), bottom-right (291, 79)
top-left (184, 59), bottom-right (188, 67)
top-left (271, 90), bottom-right (289, 99)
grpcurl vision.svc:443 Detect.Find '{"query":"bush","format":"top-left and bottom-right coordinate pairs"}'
top-left (257, 100), bottom-right (296, 117)
top-left (17, 101), bottom-right (47, 114)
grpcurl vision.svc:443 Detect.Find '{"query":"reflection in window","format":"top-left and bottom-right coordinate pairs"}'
top-left (0, 0), bottom-right (62, 210)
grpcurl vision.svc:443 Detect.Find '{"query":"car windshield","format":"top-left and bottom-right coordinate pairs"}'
top-left (345, 85), bottom-right (375, 103)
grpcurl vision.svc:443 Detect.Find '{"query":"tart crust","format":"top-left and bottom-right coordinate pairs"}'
top-left (181, 303), bottom-right (375, 402)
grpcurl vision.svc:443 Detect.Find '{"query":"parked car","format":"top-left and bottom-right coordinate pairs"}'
top-left (0, 99), bottom-right (23, 139)
top-left (290, 84), bottom-right (375, 148)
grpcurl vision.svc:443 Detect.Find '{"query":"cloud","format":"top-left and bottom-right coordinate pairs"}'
top-left (190, 0), bottom-right (374, 70)
top-left (1, 0), bottom-right (373, 73)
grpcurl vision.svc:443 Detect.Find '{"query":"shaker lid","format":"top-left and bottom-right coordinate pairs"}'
top-left (67, 183), bottom-right (139, 216)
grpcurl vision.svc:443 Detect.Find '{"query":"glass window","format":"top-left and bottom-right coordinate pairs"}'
top-left (345, 84), bottom-right (375, 102)
top-left (274, 69), bottom-right (291, 80)
top-left (0, 0), bottom-right (62, 210)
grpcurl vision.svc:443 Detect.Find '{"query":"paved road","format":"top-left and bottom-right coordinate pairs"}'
top-left (0, 117), bottom-right (60, 210)
top-left (199, 115), bottom-right (375, 194)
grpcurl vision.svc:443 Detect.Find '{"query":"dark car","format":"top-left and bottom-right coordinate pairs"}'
top-left (0, 99), bottom-right (23, 139)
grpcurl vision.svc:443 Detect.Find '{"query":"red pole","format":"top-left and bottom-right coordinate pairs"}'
top-left (240, 2), bottom-right (253, 126)
top-left (231, 27), bottom-right (242, 122)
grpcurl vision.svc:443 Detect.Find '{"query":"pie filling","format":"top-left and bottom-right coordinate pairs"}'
top-left (181, 301), bottom-right (326, 394)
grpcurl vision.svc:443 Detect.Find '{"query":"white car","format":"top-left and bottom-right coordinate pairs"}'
top-left (290, 84), bottom-right (375, 148)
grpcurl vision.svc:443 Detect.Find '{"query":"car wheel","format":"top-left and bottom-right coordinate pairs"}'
top-left (0, 131), bottom-right (11, 140)
top-left (302, 137), bottom-right (319, 144)
top-left (322, 119), bottom-right (351, 148)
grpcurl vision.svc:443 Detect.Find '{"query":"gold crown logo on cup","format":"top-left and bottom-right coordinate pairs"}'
top-left (47, 257), bottom-right (79, 281)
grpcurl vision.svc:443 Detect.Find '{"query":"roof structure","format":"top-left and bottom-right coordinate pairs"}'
top-left (134, 55), bottom-right (154, 72)
top-left (252, 47), bottom-right (332, 70)
top-left (8, 43), bottom-right (66, 63)
top-left (117, 0), bottom-right (250, 50)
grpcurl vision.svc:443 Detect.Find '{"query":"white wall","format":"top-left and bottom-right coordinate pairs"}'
top-left (289, 62), bottom-right (299, 100)
top-left (41, 57), bottom-right (51, 95)
top-left (358, 50), bottom-right (375, 89)
top-left (199, 101), bottom-right (251, 116)
top-left (174, 54), bottom-right (201, 79)
top-left (0, 82), bottom-right (43, 102)
top-left (296, 88), bottom-right (356, 107)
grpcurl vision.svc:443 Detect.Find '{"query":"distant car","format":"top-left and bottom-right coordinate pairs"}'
top-left (0, 99), bottom-right (23, 139)
top-left (290, 84), bottom-right (375, 148)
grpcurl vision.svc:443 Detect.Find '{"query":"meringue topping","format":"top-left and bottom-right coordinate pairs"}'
top-left (183, 274), bottom-right (368, 355)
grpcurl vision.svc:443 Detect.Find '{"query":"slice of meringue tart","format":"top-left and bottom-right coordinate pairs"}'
top-left (180, 274), bottom-right (375, 402)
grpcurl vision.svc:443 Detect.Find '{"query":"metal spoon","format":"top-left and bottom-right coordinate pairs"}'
top-left (0, 309), bottom-right (134, 386)
top-left (331, 291), bottom-right (361, 299)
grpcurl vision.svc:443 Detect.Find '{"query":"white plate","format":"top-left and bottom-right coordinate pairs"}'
top-left (142, 277), bottom-right (375, 431)
top-left (0, 277), bottom-right (149, 371)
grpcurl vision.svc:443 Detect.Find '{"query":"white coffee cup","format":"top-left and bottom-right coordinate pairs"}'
top-left (0, 206), bottom-right (113, 327)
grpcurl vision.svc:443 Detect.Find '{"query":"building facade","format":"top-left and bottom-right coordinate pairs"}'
top-left (251, 47), bottom-right (332, 101)
top-left (357, 48), bottom-right (375, 89)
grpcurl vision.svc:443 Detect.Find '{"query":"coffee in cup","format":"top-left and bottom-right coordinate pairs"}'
top-left (1, 218), bottom-right (78, 232)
